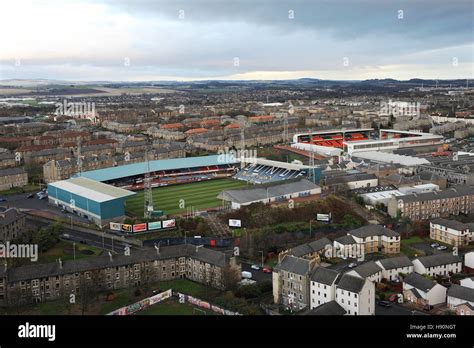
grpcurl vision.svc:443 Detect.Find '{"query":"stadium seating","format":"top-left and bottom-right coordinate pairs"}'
top-left (234, 164), bottom-right (306, 184)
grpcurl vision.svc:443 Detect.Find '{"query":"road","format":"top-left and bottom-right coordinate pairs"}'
top-left (27, 217), bottom-right (137, 254)
top-left (241, 262), bottom-right (272, 283)
top-left (375, 302), bottom-right (428, 316)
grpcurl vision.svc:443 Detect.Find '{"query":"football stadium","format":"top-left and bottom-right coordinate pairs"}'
top-left (291, 128), bottom-right (443, 156)
top-left (47, 153), bottom-right (321, 223)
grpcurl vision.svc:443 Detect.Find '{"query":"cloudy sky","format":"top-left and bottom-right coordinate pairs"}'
top-left (0, 0), bottom-right (472, 81)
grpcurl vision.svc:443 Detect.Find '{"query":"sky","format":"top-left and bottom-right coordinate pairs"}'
top-left (0, 0), bottom-right (473, 81)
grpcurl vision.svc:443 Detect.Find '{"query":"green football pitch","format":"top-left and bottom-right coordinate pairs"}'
top-left (125, 178), bottom-right (247, 216)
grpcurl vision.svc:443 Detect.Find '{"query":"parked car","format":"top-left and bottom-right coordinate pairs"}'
top-left (378, 301), bottom-right (391, 307)
top-left (348, 263), bottom-right (357, 268)
top-left (388, 294), bottom-right (398, 302)
top-left (241, 271), bottom-right (252, 279)
top-left (430, 243), bottom-right (440, 249)
top-left (0, 196), bottom-right (6, 202)
top-left (262, 267), bottom-right (272, 273)
top-left (27, 193), bottom-right (35, 199)
top-left (437, 246), bottom-right (448, 251)
top-left (38, 194), bottom-right (47, 200)
top-left (251, 265), bottom-right (260, 270)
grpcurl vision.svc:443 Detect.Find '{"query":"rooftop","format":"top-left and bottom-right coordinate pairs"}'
top-left (48, 177), bottom-right (135, 203)
top-left (77, 154), bottom-right (238, 182)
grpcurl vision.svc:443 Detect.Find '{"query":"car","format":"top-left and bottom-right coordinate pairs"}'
top-left (27, 193), bottom-right (35, 199)
top-left (250, 265), bottom-right (260, 270)
top-left (38, 194), bottom-right (47, 200)
top-left (388, 294), bottom-right (398, 302)
top-left (262, 267), bottom-right (272, 273)
top-left (430, 243), bottom-right (440, 248)
top-left (0, 196), bottom-right (6, 202)
top-left (437, 245), bottom-right (447, 251)
top-left (378, 301), bottom-right (391, 307)
top-left (348, 263), bottom-right (357, 268)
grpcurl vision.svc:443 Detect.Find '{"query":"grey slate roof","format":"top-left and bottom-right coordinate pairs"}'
top-left (337, 273), bottom-right (366, 293)
top-left (0, 208), bottom-right (23, 226)
top-left (431, 218), bottom-right (469, 231)
top-left (403, 273), bottom-right (436, 292)
top-left (288, 243), bottom-right (314, 258)
top-left (4, 244), bottom-right (229, 283)
top-left (217, 178), bottom-right (320, 204)
top-left (447, 284), bottom-right (474, 303)
top-left (306, 301), bottom-right (346, 315)
top-left (308, 237), bottom-right (332, 252)
top-left (335, 235), bottom-right (356, 245)
top-left (377, 255), bottom-right (413, 270)
top-left (0, 167), bottom-right (26, 176)
top-left (351, 261), bottom-right (382, 278)
top-left (397, 185), bottom-right (474, 203)
top-left (274, 255), bottom-right (311, 276)
top-left (288, 237), bottom-right (332, 257)
top-left (349, 225), bottom-right (399, 238)
top-left (310, 267), bottom-right (340, 285)
top-left (415, 253), bottom-right (461, 268)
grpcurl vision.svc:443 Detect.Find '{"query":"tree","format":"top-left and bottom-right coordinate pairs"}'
top-left (35, 222), bottom-right (63, 252)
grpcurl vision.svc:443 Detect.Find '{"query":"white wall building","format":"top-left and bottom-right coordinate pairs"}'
top-left (412, 254), bottom-right (462, 277)
top-left (309, 267), bottom-right (339, 309)
top-left (376, 256), bottom-right (413, 281)
top-left (403, 273), bottom-right (447, 306)
top-left (335, 274), bottom-right (375, 315)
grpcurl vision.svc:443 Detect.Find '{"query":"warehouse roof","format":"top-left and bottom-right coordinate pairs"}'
top-left (218, 178), bottom-right (320, 204)
top-left (48, 177), bottom-right (135, 203)
top-left (77, 154), bottom-right (238, 182)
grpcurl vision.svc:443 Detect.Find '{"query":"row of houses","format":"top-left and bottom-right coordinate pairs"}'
top-left (272, 231), bottom-right (474, 315)
top-left (0, 245), bottom-right (240, 307)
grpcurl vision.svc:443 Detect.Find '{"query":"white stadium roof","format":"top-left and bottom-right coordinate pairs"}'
top-left (352, 151), bottom-right (430, 166)
top-left (48, 177), bottom-right (135, 203)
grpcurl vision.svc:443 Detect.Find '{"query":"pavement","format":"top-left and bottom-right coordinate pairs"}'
top-left (241, 262), bottom-right (272, 283)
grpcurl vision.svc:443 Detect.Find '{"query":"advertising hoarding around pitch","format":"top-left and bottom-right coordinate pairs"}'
top-left (162, 219), bottom-right (176, 228)
top-left (121, 224), bottom-right (132, 233)
top-left (109, 222), bottom-right (121, 231)
top-left (133, 223), bottom-right (147, 233)
top-left (147, 221), bottom-right (162, 230)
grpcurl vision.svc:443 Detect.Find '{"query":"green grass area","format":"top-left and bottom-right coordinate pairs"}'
top-left (125, 179), bottom-right (246, 216)
top-left (138, 298), bottom-right (215, 315)
top-left (157, 279), bottom-right (222, 299)
top-left (38, 240), bottom-right (102, 263)
top-left (400, 236), bottom-right (425, 245)
top-left (0, 184), bottom-right (40, 196)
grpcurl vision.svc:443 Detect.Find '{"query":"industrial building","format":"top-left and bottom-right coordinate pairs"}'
top-left (47, 177), bottom-right (136, 225)
top-left (218, 178), bottom-right (321, 209)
